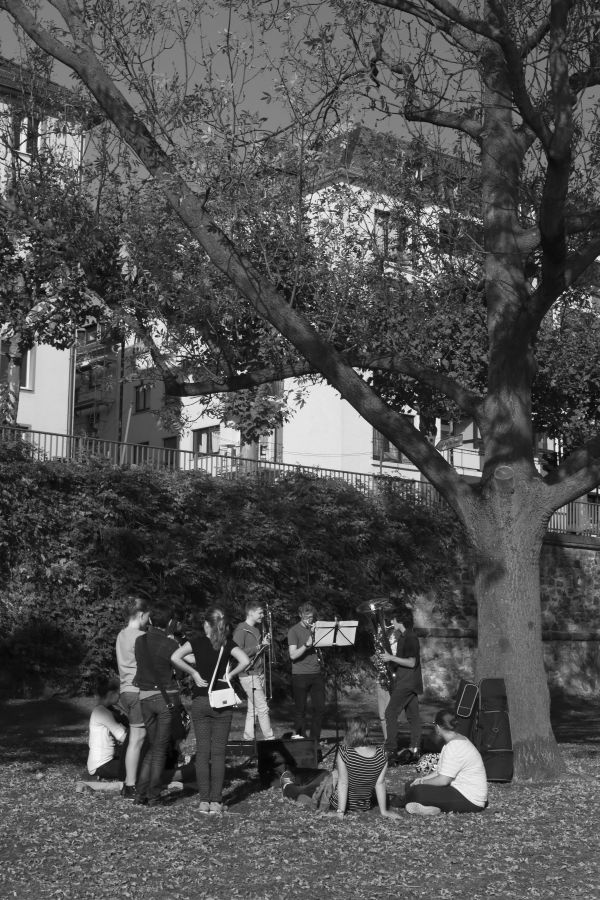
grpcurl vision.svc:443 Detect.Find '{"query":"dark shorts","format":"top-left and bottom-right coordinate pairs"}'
top-left (119, 691), bottom-right (145, 727)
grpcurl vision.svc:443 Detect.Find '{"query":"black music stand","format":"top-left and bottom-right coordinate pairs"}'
top-left (313, 620), bottom-right (358, 759)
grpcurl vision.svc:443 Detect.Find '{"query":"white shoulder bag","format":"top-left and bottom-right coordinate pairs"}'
top-left (207, 645), bottom-right (242, 709)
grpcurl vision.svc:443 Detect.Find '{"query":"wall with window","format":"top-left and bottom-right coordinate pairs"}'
top-left (10, 343), bottom-right (72, 433)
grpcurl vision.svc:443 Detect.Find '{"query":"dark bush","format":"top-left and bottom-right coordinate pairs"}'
top-left (0, 454), bottom-right (465, 695)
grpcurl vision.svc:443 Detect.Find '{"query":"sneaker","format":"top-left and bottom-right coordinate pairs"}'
top-left (208, 802), bottom-right (224, 815)
top-left (280, 770), bottom-right (295, 792)
top-left (198, 801), bottom-right (210, 814)
top-left (120, 784), bottom-right (136, 800)
top-left (405, 802), bottom-right (441, 816)
top-left (133, 793), bottom-right (147, 806)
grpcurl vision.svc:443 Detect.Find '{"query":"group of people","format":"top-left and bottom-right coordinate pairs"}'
top-left (86, 596), bottom-right (489, 817)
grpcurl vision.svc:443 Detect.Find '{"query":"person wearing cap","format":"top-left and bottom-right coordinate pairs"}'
top-left (403, 708), bottom-right (488, 815)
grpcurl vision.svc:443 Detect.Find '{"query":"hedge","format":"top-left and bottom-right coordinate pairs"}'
top-left (0, 442), bottom-right (465, 696)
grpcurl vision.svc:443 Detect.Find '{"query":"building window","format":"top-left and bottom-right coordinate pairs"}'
top-left (0, 345), bottom-right (34, 390)
top-left (193, 426), bottom-right (220, 455)
top-left (373, 209), bottom-right (410, 260)
top-left (135, 384), bottom-right (151, 412)
top-left (373, 416), bottom-right (414, 464)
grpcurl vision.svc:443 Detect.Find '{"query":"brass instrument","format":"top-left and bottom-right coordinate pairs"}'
top-left (359, 597), bottom-right (395, 693)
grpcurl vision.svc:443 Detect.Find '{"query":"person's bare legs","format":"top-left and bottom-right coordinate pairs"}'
top-left (124, 725), bottom-right (145, 786)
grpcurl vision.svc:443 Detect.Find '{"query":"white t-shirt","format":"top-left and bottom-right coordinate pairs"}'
top-left (87, 705), bottom-right (127, 774)
top-left (116, 625), bottom-right (145, 692)
top-left (437, 737), bottom-right (488, 807)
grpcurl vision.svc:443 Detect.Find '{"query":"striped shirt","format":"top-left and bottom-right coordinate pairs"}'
top-left (330, 745), bottom-right (387, 812)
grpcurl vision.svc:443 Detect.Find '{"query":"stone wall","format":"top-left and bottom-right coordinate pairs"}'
top-left (414, 534), bottom-right (600, 699)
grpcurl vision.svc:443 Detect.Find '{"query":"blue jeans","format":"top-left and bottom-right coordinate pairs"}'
top-left (191, 695), bottom-right (233, 803)
top-left (137, 694), bottom-right (177, 800)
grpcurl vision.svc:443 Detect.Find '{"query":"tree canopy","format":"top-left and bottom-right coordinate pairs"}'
top-left (2, 0), bottom-right (600, 778)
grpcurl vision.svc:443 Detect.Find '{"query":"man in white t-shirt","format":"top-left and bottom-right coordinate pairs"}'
top-left (403, 708), bottom-right (488, 815)
top-left (115, 597), bottom-right (150, 798)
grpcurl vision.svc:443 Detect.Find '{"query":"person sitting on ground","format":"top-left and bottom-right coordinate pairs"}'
top-left (281, 717), bottom-right (399, 819)
top-left (403, 708), bottom-right (488, 816)
top-left (87, 675), bottom-right (128, 779)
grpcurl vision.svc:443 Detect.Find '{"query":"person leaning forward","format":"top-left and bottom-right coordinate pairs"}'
top-left (287, 602), bottom-right (325, 741)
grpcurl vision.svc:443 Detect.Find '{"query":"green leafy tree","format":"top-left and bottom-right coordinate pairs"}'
top-left (2, 0), bottom-right (600, 779)
top-left (0, 153), bottom-right (120, 423)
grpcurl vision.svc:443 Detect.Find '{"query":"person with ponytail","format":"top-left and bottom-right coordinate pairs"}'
top-left (171, 607), bottom-right (249, 815)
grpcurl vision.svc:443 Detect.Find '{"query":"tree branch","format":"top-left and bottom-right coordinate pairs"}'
top-left (529, 235), bottom-right (600, 324)
top-left (545, 432), bottom-right (600, 508)
top-left (162, 351), bottom-right (484, 421)
top-left (403, 104), bottom-right (483, 141)
top-left (369, 0), bottom-right (501, 42)
top-left (0, 0), bottom-right (474, 510)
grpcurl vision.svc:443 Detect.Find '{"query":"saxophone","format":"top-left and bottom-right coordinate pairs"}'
top-left (371, 606), bottom-right (395, 693)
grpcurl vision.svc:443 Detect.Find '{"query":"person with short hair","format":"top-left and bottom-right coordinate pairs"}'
top-left (380, 604), bottom-right (423, 762)
top-left (233, 600), bottom-right (275, 741)
top-left (404, 708), bottom-right (488, 815)
top-left (115, 596), bottom-right (150, 799)
top-left (133, 607), bottom-right (182, 807)
top-left (171, 607), bottom-right (250, 815)
top-left (287, 602), bottom-right (325, 741)
top-left (87, 676), bottom-right (128, 779)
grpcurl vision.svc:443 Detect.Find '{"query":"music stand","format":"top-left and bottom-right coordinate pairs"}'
top-left (313, 620), bottom-right (358, 758)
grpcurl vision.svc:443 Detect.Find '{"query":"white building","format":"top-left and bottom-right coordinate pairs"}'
top-left (0, 56), bottom-right (86, 436)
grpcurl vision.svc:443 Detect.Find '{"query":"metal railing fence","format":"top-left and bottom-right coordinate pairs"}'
top-left (1, 425), bottom-right (598, 537)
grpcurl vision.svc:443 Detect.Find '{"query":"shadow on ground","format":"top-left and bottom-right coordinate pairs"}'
top-left (0, 690), bottom-right (598, 772)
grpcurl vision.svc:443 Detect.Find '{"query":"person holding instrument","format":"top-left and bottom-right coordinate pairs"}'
top-left (287, 602), bottom-right (325, 741)
top-left (380, 604), bottom-right (423, 764)
top-left (233, 600), bottom-right (275, 742)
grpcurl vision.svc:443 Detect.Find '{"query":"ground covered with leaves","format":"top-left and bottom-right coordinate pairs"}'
top-left (1, 698), bottom-right (599, 900)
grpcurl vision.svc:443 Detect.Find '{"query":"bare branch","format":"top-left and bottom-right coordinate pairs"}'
top-left (164, 351), bottom-right (483, 421)
top-left (520, 17), bottom-right (551, 57)
top-left (403, 103), bottom-right (483, 141)
top-left (369, 0), bottom-right (501, 42)
top-left (545, 432), bottom-right (600, 507)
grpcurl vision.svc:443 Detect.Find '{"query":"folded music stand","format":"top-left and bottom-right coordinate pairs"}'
top-left (313, 620), bottom-right (358, 758)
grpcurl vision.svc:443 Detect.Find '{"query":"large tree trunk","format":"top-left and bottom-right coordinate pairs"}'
top-left (464, 465), bottom-right (565, 779)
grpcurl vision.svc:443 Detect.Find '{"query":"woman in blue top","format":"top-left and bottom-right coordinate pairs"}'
top-left (172, 607), bottom-right (249, 815)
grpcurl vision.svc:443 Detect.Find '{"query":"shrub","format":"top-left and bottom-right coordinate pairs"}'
top-left (0, 454), bottom-right (465, 695)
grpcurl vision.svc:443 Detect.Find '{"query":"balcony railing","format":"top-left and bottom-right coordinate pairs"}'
top-left (1, 425), bottom-right (598, 538)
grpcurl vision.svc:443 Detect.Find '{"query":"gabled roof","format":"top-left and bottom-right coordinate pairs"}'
top-left (315, 124), bottom-right (477, 201)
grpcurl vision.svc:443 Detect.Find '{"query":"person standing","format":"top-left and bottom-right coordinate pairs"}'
top-left (171, 607), bottom-right (250, 815)
top-left (233, 601), bottom-right (275, 741)
top-left (115, 597), bottom-right (150, 799)
top-left (133, 608), bottom-right (182, 806)
top-left (287, 602), bottom-right (325, 741)
top-left (380, 605), bottom-right (423, 763)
